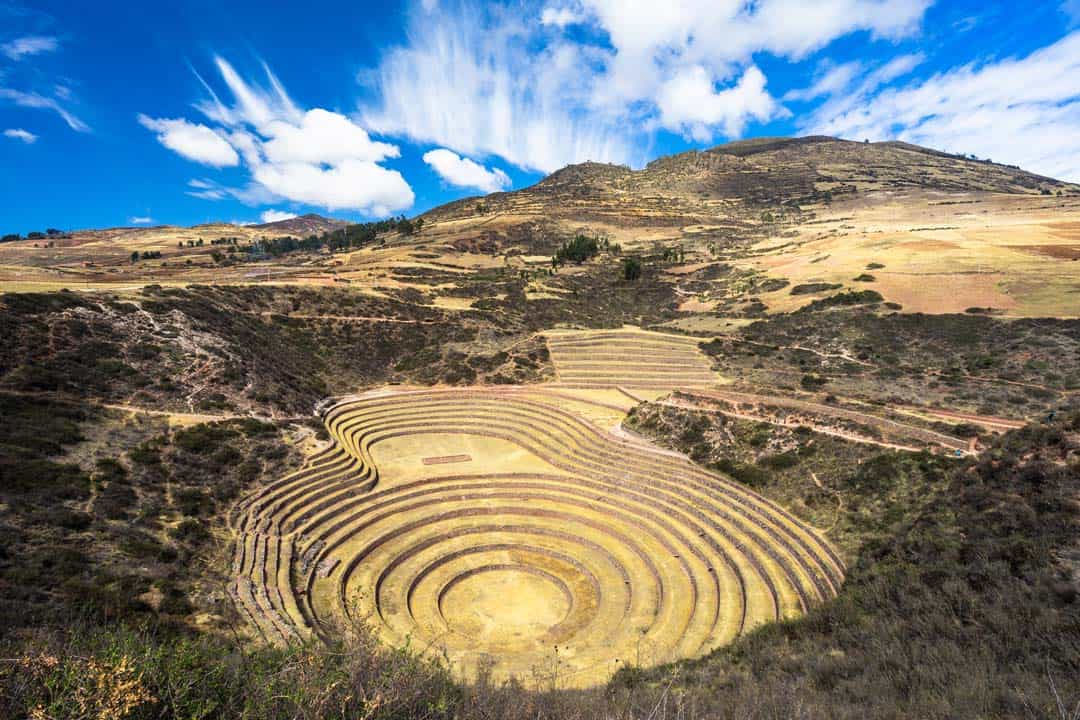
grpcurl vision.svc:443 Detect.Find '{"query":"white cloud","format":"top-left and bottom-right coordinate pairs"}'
top-left (3, 127), bottom-right (37, 143)
top-left (137, 115), bottom-right (240, 167)
top-left (142, 57), bottom-right (414, 215)
top-left (577, 0), bottom-right (931, 113)
top-left (0, 88), bottom-right (88, 131)
top-left (252, 159), bottom-right (413, 214)
top-left (128, 216), bottom-right (155, 225)
top-left (364, 0), bottom-right (932, 172)
top-left (540, 6), bottom-right (584, 27)
top-left (656, 65), bottom-right (783, 141)
top-left (2, 35), bottom-right (58, 60)
top-left (803, 32), bottom-right (1080, 181)
top-left (423, 148), bottom-right (510, 192)
top-left (261, 108), bottom-right (398, 165)
top-left (259, 209), bottom-right (298, 223)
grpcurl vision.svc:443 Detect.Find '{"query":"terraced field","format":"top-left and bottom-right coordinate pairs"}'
top-left (546, 328), bottom-right (720, 393)
top-left (231, 383), bottom-right (842, 687)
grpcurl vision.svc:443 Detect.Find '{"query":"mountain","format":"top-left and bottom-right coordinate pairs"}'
top-left (250, 213), bottom-right (348, 235)
top-left (417, 135), bottom-right (1080, 317)
top-left (426, 136), bottom-right (1078, 226)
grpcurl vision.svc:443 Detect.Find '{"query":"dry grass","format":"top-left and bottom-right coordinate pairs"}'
top-left (744, 193), bottom-right (1080, 317)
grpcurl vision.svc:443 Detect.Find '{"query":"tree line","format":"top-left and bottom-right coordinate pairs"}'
top-left (2, 228), bottom-right (68, 243)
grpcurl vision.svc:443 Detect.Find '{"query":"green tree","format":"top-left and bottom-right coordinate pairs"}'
top-left (553, 234), bottom-right (599, 265)
top-left (622, 256), bottom-right (642, 281)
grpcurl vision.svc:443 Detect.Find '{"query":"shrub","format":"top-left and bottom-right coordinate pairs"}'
top-left (758, 452), bottom-right (800, 470)
top-left (791, 282), bottom-right (842, 295)
top-left (170, 519), bottom-right (209, 544)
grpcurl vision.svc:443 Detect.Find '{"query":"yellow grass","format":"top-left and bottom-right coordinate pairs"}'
top-left (743, 193), bottom-right (1080, 317)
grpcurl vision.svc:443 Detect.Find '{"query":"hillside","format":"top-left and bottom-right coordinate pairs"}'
top-left (1, 137), bottom-right (1078, 315)
top-left (417, 136), bottom-right (1080, 318)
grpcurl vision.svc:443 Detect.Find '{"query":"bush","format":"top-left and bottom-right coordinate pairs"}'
top-left (173, 424), bottom-right (239, 454)
top-left (622, 256), bottom-right (642, 281)
top-left (713, 457), bottom-right (770, 487)
top-left (803, 290), bottom-right (884, 310)
top-left (758, 452), bottom-right (800, 470)
top-left (170, 519), bottom-right (209, 544)
top-left (791, 282), bottom-right (842, 295)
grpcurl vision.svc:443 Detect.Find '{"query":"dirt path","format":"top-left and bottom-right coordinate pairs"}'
top-left (710, 332), bottom-right (1074, 396)
top-left (100, 403), bottom-right (251, 423)
top-left (893, 405), bottom-right (1026, 432)
top-left (711, 333), bottom-right (876, 368)
top-left (245, 310), bottom-right (441, 324)
top-left (809, 470), bottom-right (845, 534)
top-left (2, 390), bottom-right (303, 424)
top-left (686, 389), bottom-right (970, 451)
top-left (660, 397), bottom-right (932, 454)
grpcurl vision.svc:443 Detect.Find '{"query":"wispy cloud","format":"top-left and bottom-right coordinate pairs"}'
top-left (142, 57), bottom-right (413, 215)
top-left (186, 178), bottom-right (228, 200)
top-left (3, 127), bottom-right (37, 143)
top-left (0, 87), bottom-right (88, 131)
top-left (363, 2), bottom-right (635, 173)
top-left (2, 35), bottom-right (57, 60)
top-left (128, 216), bottom-right (155, 225)
top-left (423, 148), bottom-right (510, 192)
top-left (786, 53), bottom-right (924, 119)
top-left (803, 31), bottom-right (1080, 181)
top-left (784, 61), bottom-right (865, 103)
top-left (952, 15), bottom-right (980, 33)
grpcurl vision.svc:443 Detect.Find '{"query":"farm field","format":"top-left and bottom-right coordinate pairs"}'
top-left (546, 327), bottom-right (722, 393)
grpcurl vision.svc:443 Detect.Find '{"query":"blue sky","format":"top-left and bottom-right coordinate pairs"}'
top-left (2, 0), bottom-right (1079, 234)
